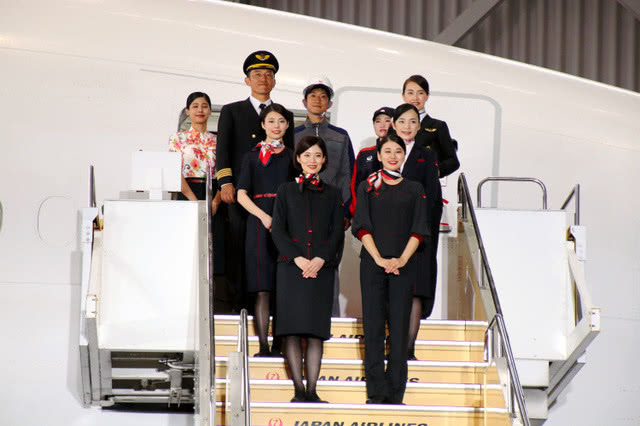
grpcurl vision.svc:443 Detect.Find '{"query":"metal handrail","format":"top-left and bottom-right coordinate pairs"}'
top-left (238, 309), bottom-right (251, 426)
top-left (560, 184), bottom-right (581, 225)
top-left (458, 173), bottom-right (530, 425)
top-left (477, 176), bottom-right (548, 209)
top-left (88, 165), bottom-right (96, 208)
top-left (206, 168), bottom-right (216, 424)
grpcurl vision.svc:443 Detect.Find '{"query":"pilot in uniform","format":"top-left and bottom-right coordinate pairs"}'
top-left (216, 51), bottom-right (295, 311)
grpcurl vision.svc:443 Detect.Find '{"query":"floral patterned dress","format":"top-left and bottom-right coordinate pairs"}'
top-left (168, 127), bottom-right (224, 273)
top-left (169, 127), bottom-right (217, 178)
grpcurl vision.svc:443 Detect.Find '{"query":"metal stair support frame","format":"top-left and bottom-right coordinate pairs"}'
top-left (457, 173), bottom-right (531, 426)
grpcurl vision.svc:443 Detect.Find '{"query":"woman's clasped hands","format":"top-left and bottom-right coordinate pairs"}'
top-left (375, 256), bottom-right (408, 275)
top-left (294, 256), bottom-right (325, 279)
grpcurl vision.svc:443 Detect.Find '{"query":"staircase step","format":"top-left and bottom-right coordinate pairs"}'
top-left (215, 402), bottom-right (510, 426)
top-left (214, 315), bottom-right (487, 342)
top-left (215, 379), bottom-right (506, 408)
top-left (214, 357), bottom-right (499, 384)
top-left (215, 336), bottom-right (484, 362)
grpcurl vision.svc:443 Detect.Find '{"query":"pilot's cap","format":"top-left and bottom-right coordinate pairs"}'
top-left (303, 75), bottom-right (334, 99)
top-left (244, 50), bottom-right (279, 75)
top-left (372, 106), bottom-right (395, 121)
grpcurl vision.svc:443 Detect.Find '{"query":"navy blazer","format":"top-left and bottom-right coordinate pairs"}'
top-left (415, 114), bottom-right (459, 178)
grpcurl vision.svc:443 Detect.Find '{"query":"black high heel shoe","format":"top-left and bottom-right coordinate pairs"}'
top-left (253, 343), bottom-right (271, 357)
top-left (305, 391), bottom-right (328, 403)
top-left (290, 389), bottom-right (306, 403)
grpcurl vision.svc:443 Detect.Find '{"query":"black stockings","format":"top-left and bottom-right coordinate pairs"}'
top-left (254, 291), bottom-right (271, 352)
top-left (407, 297), bottom-right (422, 358)
top-left (284, 335), bottom-right (323, 395)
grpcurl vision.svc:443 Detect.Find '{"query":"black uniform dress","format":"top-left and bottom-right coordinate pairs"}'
top-left (216, 98), bottom-right (295, 306)
top-left (402, 143), bottom-right (442, 317)
top-left (352, 177), bottom-right (429, 404)
top-left (415, 114), bottom-right (460, 177)
top-left (271, 180), bottom-right (345, 340)
top-left (237, 147), bottom-right (295, 293)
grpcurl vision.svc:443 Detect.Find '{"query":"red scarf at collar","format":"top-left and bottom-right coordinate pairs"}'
top-left (295, 173), bottom-right (323, 192)
top-left (257, 139), bottom-right (282, 166)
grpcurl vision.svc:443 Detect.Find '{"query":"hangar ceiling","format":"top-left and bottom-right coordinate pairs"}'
top-left (230, 0), bottom-right (640, 93)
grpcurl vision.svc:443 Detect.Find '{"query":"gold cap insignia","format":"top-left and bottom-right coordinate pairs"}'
top-left (425, 128), bottom-right (437, 132)
top-left (256, 54), bottom-right (270, 61)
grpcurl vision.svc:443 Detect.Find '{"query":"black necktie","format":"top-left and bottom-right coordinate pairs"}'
top-left (259, 103), bottom-right (266, 114)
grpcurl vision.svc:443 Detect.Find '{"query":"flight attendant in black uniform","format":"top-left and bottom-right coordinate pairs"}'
top-left (237, 103), bottom-right (295, 357)
top-left (349, 106), bottom-right (394, 217)
top-left (216, 51), bottom-right (295, 311)
top-left (402, 75), bottom-right (460, 178)
top-left (391, 103), bottom-right (442, 360)
top-left (271, 136), bottom-right (345, 403)
top-left (352, 133), bottom-right (429, 404)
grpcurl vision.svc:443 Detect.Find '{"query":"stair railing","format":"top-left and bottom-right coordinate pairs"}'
top-left (457, 173), bottom-right (531, 426)
top-left (197, 168), bottom-right (216, 425)
top-left (228, 309), bottom-right (251, 426)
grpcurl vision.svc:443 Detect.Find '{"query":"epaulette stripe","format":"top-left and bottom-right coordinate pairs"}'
top-left (216, 168), bottom-right (232, 179)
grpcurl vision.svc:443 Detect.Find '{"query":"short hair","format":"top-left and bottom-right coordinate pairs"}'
top-left (260, 103), bottom-right (291, 125)
top-left (393, 103), bottom-right (420, 122)
top-left (293, 135), bottom-right (329, 173)
top-left (402, 75), bottom-right (430, 94)
top-left (186, 92), bottom-right (211, 109)
top-left (377, 131), bottom-right (406, 154)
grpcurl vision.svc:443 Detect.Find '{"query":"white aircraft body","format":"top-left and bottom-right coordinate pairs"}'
top-left (0, 0), bottom-right (638, 425)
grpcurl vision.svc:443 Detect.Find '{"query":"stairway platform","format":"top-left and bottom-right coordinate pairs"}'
top-left (215, 336), bottom-right (484, 362)
top-left (215, 378), bottom-right (506, 408)
top-left (215, 401), bottom-right (510, 426)
top-left (214, 315), bottom-right (488, 342)
top-left (112, 358), bottom-right (499, 386)
top-left (214, 357), bottom-right (499, 384)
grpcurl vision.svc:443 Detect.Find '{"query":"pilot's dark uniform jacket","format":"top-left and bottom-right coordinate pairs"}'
top-left (352, 175), bottom-right (428, 404)
top-left (415, 114), bottom-right (459, 177)
top-left (215, 50), bottom-right (294, 308)
top-left (349, 141), bottom-right (381, 217)
top-left (271, 176), bottom-right (345, 341)
top-left (402, 143), bottom-right (442, 318)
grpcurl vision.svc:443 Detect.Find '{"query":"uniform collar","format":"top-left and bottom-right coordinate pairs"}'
top-left (304, 117), bottom-right (329, 129)
top-left (249, 96), bottom-right (272, 114)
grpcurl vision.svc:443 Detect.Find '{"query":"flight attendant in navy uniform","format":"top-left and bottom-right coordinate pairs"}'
top-left (402, 74), bottom-right (460, 178)
top-left (271, 136), bottom-right (345, 403)
top-left (391, 103), bottom-right (442, 360)
top-left (402, 76), bottom-right (459, 324)
top-left (237, 103), bottom-right (295, 357)
top-left (216, 51), bottom-right (295, 311)
top-left (349, 106), bottom-right (394, 217)
top-left (352, 134), bottom-right (429, 404)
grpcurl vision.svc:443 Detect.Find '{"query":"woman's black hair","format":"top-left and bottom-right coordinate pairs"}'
top-left (392, 103), bottom-right (420, 122)
top-left (293, 135), bottom-right (328, 173)
top-left (259, 103), bottom-right (291, 140)
top-left (186, 91), bottom-right (212, 109)
top-left (377, 131), bottom-right (406, 154)
top-left (402, 75), bottom-right (430, 94)
top-left (259, 103), bottom-right (291, 124)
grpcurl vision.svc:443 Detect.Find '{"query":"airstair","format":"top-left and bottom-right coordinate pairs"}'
top-left (78, 167), bottom-right (599, 426)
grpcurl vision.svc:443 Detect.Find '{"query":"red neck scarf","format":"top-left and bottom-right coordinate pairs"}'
top-left (257, 139), bottom-right (282, 166)
top-left (295, 173), bottom-right (322, 192)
